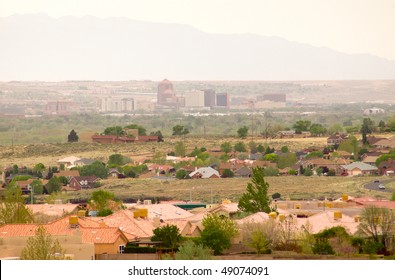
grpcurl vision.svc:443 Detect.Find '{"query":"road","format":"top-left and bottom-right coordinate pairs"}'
top-left (364, 178), bottom-right (395, 193)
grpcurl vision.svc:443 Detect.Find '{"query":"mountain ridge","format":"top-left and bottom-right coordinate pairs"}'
top-left (1, 13), bottom-right (395, 81)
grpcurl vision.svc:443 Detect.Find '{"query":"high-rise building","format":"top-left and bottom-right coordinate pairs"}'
top-left (184, 90), bottom-right (205, 108)
top-left (204, 89), bottom-right (216, 108)
top-left (157, 79), bottom-right (176, 105)
top-left (216, 92), bottom-right (230, 108)
top-left (99, 97), bottom-right (135, 112)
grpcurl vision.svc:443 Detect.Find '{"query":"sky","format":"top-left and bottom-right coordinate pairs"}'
top-left (1, 0), bottom-right (395, 61)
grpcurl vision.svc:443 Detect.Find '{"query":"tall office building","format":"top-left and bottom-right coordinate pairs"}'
top-left (216, 92), bottom-right (230, 108)
top-left (204, 89), bottom-right (216, 108)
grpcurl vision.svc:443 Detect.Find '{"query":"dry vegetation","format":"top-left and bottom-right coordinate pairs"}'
top-left (2, 136), bottom-right (392, 203)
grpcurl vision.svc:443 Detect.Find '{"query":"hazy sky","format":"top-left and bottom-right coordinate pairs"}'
top-left (2, 0), bottom-right (395, 60)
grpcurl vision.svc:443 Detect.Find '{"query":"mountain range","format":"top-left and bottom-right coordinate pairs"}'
top-left (1, 13), bottom-right (395, 81)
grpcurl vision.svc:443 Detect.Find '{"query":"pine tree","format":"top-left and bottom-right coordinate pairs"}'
top-left (67, 129), bottom-right (79, 142)
top-left (238, 167), bottom-right (272, 213)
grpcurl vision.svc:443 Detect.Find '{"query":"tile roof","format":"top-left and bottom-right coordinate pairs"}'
top-left (57, 156), bottom-right (81, 164)
top-left (297, 210), bottom-right (359, 234)
top-left (134, 204), bottom-right (194, 220)
top-left (98, 210), bottom-right (154, 238)
top-left (236, 212), bottom-right (270, 225)
top-left (81, 227), bottom-right (128, 244)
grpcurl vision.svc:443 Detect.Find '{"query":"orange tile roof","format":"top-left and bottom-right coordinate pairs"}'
top-left (100, 210), bottom-right (154, 239)
top-left (26, 204), bottom-right (78, 216)
top-left (297, 211), bottom-right (359, 234)
top-left (81, 227), bottom-right (128, 244)
top-left (134, 204), bottom-right (194, 220)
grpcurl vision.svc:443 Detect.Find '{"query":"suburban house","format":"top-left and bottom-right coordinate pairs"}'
top-left (189, 167), bottom-right (220, 179)
top-left (361, 156), bottom-right (380, 166)
top-left (234, 166), bottom-right (252, 177)
top-left (53, 170), bottom-right (80, 181)
top-left (69, 176), bottom-right (99, 190)
top-left (0, 216), bottom-right (129, 260)
top-left (73, 158), bottom-right (96, 168)
top-left (107, 168), bottom-right (123, 179)
top-left (377, 159), bottom-right (395, 176)
top-left (327, 133), bottom-right (348, 146)
top-left (341, 162), bottom-right (378, 176)
top-left (57, 156), bottom-right (81, 169)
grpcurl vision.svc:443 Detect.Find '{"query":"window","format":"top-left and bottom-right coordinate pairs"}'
top-left (119, 245), bottom-right (125, 254)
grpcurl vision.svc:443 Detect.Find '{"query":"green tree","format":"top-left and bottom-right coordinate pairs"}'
top-left (293, 120), bottom-right (311, 133)
top-left (151, 225), bottom-right (183, 251)
top-left (150, 130), bottom-right (164, 142)
top-left (176, 169), bottom-right (188, 179)
top-left (262, 153), bottom-right (278, 162)
top-left (88, 190), bottom-right (117, 217)
top-left (361, 118), bottom-right (374, 145)
top-left (175, 240), bottom-right (213, 260)
top-left (358, 206), bottom-right (395, 253)
top-left (237, 126), bottom-right (249, 138)
top-left (0, 187), bottom-right (33, 225)
top-left (108, 153), bottom-right (131, 166)
top-left (234, 141), bottom-right (247, 152)
top-left (263, 166), bottom-right (279, 176)
top-left (172, 125), bottom-right (189, 136)
top-left (310, 123), bottom-right (327, 136)
top-left (20, 226), bottom-right (67, 260)
top-left (30, 179), bottom-right (44, 195)
top-left (67, 129), bottom-right (79, 142)
top-left (33, 163), bottom-right (46, 174)
top-left (45, 177), bottom-right (62, 194)
top-left (238, 167), bottom-right (273, 214)
top-left (305, 151), bottom-right (324, 159)
top-left (276, 153), bottom-right (297, 168)
top-left (79, 161), bottom-right (108, 179)
top-left (257, 144), bottom-right (265, 153)
top-left (328, 123), bottom-right (344, 135)
top-left (200, 214), bottom-right (238, 255)
top-left (103, 126), bottom-right (124, 136)
top-left (280, 146), bottom-right (289, 153)
top-left (125, 124), bottom-right (147, 136)
top-left (248, 141), bottom-right (258, 153)
top-left (174, 141), bottom-right (186, 157)
top-left (220, 141), bottom-right (232, 154)
top-left (222, 169), bottom-right (234, 178)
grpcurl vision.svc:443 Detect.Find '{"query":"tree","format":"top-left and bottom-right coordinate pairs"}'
top-left (310, 123), bottom-right (327, 136)
top-left (125, 124), bottom-right (147, 136)
top-left (358, 206), bottom-right (395, 254)
top-left (378, 120), bottom-right (386, 132)
top-left (222, 169), bottom-right (234, 178)
top-left (257, 144), bottom-right (265, 153)
top-left (238, 167), bottom-right (273, 214)
top-left (67, 129), bottom-right (79, 142)
top-left (280, 146), bottom-right (289, 153)
top-left (174, 141), bottom-right (186, 157)
top-left (108, 154), bottom-right (131, 166)
top-left (234, 141), bottom-right (247, 152)
top-left (172, 125), bottom-right (189, 136)
top-left (293, 120), bottom-right (311, 133)
top-left (175, 240), bottom-right (213, 260)
top-left (200, 214), bottom-right (238, 255)
top-left (248, 141), bottom-right (258, 154)
top-left (237, 126), bottom-right (249, 138)
top-left (0, 186), bottom-right (33, 225)
top-left (88, 190), bottom-right (119, 217)
top-left (276, 153), bottom-right (297, 168)
top-left (45, 177), bottom-right (62, 194)
top-left (151, 225), bottom-right (182, 251)
top-left (20, 226), bottom-right (67, 260)
top-left (30, 179), bottom-right (44, 195)
top-left (79, 161), bottom-right (108, 179)
top-left (150, 130), bottom-right (164, 142)
top-left (176, 169), bottom-right (188, 179)
top-left (220, 141), bottom-right (232, 154)
top-left (104, 126), bottom-right (124, 136)
top-left (361, 118), bottom-right (374, 145)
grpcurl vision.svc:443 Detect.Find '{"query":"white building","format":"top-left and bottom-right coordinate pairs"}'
top-left (184, 90), bottom-right (205, 108)
top-left (363, 107), bottom-right (385, 116)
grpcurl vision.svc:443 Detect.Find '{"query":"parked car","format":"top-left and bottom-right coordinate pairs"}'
top-left (378, 184), bottom-right (385, 189)
top-left (374, 180), bottom-right (380, 183)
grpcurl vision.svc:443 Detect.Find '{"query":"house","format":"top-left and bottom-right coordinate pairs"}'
top-left (234, 166), bottom-right (252, 177)
top-left (69, 176), bottom-right (99, 190)
top-left (277, 130), bottom-right (296, 139)
top-left (341, 162), bottom-right (378, 176)
top-left (362, 156), bottom-right (379, 166)
top-left (372, 138), bottom-right (395, 149)
top-left (327, 133), bottom-right (348, 146)
top-left (73, 158), bottom-right (96, 168)
top-left (15, 178), bottom-right (35, 194)
top-left (133, 203), bottom-right (194, 220)
top-left (108, 168), bottom-right (122, 179)
top-left (165, 220), bottom-right (203, 237)
top-left (93, 210), bottom-right (155, 241)
top-left (57, 156), bottom-right (81, 169)
top-left (0, 216), bottom-right (129, 259)
top-left (378, 159), bottom-right (395, 176)
top-left (189, 167), bottom-right (220, 179)
top-left (26, 203), bottom-right (79, 217)
top-left (53, 170), bottom-right (80, 181)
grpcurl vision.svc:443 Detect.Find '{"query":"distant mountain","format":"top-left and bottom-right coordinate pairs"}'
top-left (1, 13), bottom-right (395, 81)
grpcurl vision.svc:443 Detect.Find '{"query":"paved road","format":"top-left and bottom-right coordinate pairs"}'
top-left (364, 178), bottom-right (395, 193)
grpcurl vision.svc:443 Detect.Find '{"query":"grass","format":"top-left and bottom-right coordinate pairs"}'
top-left (49, 175), bottom-right (387, 204)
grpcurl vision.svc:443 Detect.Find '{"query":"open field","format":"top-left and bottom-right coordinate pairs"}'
top-left (0, 136), bottom-right (329, 168)
top-left (47, 175), bottom-right (393, 204)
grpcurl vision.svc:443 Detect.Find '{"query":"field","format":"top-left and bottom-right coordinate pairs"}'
top-left (2, 137), bottom-right (393, 203)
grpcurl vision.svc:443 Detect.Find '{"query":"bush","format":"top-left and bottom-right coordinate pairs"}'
top-left (124, 245), bottom-right (157, 254)
top-left (362, 241), bottom-right (384, 255)
top-left (312, 242), bottom-right (334, 255)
